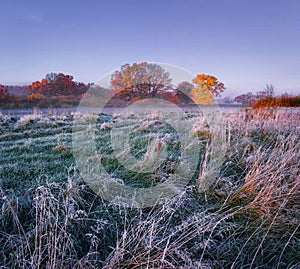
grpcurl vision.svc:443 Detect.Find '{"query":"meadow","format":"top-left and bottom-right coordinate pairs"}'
top-left (0, 107), bottom-right (299, 268)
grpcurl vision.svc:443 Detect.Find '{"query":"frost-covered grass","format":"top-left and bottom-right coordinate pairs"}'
top-left (0, 109), bottom-right (299, 268)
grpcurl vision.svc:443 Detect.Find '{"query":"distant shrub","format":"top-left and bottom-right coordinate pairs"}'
top-left (278, 95), bottom-right (300, 107)
top-left (253, 95), bottom-right (300, 109)
top-left (253, 97), bottom-right (280, 108)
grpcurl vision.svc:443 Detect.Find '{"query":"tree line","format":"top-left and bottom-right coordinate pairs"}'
top-left (0, 63), bottom-right (299, 109)
top-left (0, 73), bottom-right (91, 109)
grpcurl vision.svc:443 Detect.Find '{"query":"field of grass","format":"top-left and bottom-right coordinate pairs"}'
top-left (0, 108), bottom-right (299, 268)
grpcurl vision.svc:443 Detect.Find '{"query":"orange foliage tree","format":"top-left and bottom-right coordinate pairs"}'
top-left (110, 62), bottom-right (172, 101)
top-left (31, 79), bottom-right (48, 94)
top-left (191, 74), bottom-right (225, 105)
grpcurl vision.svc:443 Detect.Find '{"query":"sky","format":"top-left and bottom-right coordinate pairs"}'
top-left (0, 0), bottom-right (299, 97)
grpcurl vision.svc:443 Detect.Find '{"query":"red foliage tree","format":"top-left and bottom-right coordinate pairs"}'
top-left (30, 73), bottom-right (87, 97)
top-left (0, 84), bottom-right (8, 101)
top-left (50, 73), bottom-right (77, 96)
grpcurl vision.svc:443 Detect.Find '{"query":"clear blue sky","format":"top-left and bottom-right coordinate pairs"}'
top-left (1, 0), bottom-right (299, 96)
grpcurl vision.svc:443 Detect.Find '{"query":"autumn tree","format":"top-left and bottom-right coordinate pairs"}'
top-left (110, 62), bottom-right (172, 101)
top-left (176, 81), bottom-right (194, 104)
top-left (234, 92), bottom-right (256, 106)
top-left (191, 74), bottom-right (225, 105)
top-left (31, 79), bottom-right (48, 95)
top-left (0, 85), bottom-right (8, 101)
top-left (177, 81), bottom-right (193, 95)
top-left (48, 73), bottom-right (77, 96)
top-left (30, 73), bottom-right (87, 96)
